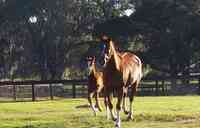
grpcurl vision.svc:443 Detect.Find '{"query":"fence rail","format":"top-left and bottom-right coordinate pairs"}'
top-left (0, 75), bottom-right (200, 101)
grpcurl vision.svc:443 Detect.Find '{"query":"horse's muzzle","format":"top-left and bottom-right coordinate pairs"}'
top-left (99, 57), bottom-right (105, 66)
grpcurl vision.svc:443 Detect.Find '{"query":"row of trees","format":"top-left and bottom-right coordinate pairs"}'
top-left (0, 0), bottom-right (134, 80)
top-left (0, 0), bottom-right (200, 80)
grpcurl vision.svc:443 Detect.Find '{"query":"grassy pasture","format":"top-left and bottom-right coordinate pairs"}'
top-left (0, 96), bottom-right (200, 128)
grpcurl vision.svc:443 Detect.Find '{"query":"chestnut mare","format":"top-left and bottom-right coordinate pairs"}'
top-left (100, 35), bottom-right (142, 128)
top-left (86, 56), bottom-right (104, 116)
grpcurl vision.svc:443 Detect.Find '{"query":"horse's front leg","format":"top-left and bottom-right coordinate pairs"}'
top-left (95, 92), bottom-right (102, 112)
top-left (88, 91), bottom-right (98, 116)
top-left (115, 88), bottom-right (123, 128)
top-left (106, 90), bottom-right (116, 121)
top-left (104, 95), bottom-right (110, 120)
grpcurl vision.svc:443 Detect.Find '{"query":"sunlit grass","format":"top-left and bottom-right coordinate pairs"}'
top-left (0, 96), bottom-right (200, 128)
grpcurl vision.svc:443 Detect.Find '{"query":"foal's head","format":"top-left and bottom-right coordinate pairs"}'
top-left (86, 56), bottom-right (96, 72)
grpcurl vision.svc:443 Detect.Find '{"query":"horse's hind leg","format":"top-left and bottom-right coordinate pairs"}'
top-left (122, 87), bottom-right (129, 115)
top-left (127, 83), bottom-right (138, 120)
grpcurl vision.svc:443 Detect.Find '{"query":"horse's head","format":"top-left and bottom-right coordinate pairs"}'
top-left (99, 35), bottom-right (114, 66)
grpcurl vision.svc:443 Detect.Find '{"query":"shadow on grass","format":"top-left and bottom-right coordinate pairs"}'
top-left (20, 123), bottom-right (64, 128)
top-left (75, 104), bottom-right (90, 109)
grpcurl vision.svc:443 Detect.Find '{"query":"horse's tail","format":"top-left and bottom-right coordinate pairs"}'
top-left (139, 62), bottom-right (143, 80)
top-left (136, 56), bottom-right (143, 81)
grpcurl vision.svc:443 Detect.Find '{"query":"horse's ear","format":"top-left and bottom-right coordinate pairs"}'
top-left (85, 56), bottom-right (89, 61)
top-left (101, 35), bottom-right (108, 40)
top-left (100, 34), bottom-right (111, 43)
top-left (107, 38), bottom-right (112, 42)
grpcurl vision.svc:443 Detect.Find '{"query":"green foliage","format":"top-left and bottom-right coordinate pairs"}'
top-left (94, 0), bottom-right (200, 77)
top-left (0, 0), bottom-right (134, 80)
top-left (131, 0), bottom-right (200, 76)
top-left (0, 0), bottom-right (66, 80)
top-left (0, 0), bottom-right (200, 79)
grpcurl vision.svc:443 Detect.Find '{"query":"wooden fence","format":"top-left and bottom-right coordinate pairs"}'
top-left (0, 75), bottom-right (200, 101)
top-left (0, 79), bottom-right (87, 101)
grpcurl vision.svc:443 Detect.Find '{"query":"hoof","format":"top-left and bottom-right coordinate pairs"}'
top-left (115, 120), bottom-right (121, 128)
top-left (94, 107), bottom-right (99, 112)
top-left (112, 117), bottom-right (117, 121)
top-left (115, 124), bottom-right (120, 128)
top-left (124, 110), bottom-right (129, 115)
top-left (98, 108), bottom-right (102, 112)
top-left (126, 115), bottom-right (134, 121)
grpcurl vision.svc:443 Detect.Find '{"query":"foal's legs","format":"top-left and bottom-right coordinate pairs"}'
top-left (95, 92), bottom-right (103, 112)
top-left (95, 86), bottom-right (104, 112)
top-left (88, 91), bottom-right (98, 116)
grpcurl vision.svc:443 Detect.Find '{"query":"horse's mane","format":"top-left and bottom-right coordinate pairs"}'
top-left (110, 40), bottom-right (137, 54)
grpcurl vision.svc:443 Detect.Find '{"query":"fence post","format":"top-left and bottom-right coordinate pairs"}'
top-left (161, 80), bottom-right (165, 96)
top-left (199, 77), bottom-right (200, 95)
top-left (49, 84), bottom-right (53, 100)
top-left (32, 84), bottom-right (35, 101)
top-left (13, 85), bottom-right (16, 101)
top-left (72, 84), bottom-right (76, 98)
top-left (155, 80), bottom-right (159, 96)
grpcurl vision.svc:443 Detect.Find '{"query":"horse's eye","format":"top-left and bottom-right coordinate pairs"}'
top-left (103, 44), bottom-right (106, 48)
top-left (100, 43), bottom-right (106, 49)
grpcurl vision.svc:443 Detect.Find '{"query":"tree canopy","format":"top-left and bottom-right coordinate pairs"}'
top-left (0, 0), bottom-right (199, 80)
top-left (94, 0), bottom-right (200, 77)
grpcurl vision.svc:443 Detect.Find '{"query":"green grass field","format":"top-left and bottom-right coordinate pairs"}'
top-left (0, 96), bottom-right (200, 128)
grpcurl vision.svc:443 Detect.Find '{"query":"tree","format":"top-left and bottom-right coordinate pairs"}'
top-left (0, 0), bottom-right (134, 80)
top-left (62, 0), bottom-right (135, 78)
top-left (93, 0), bottom-right (200, 78)
top-left (131, 0), bottom-right (200, 77)
top-left (0, 0), bottom-right (66, 80)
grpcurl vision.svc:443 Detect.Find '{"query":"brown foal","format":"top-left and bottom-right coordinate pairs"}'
top-left (86, 56), bottom-right (104, 116)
